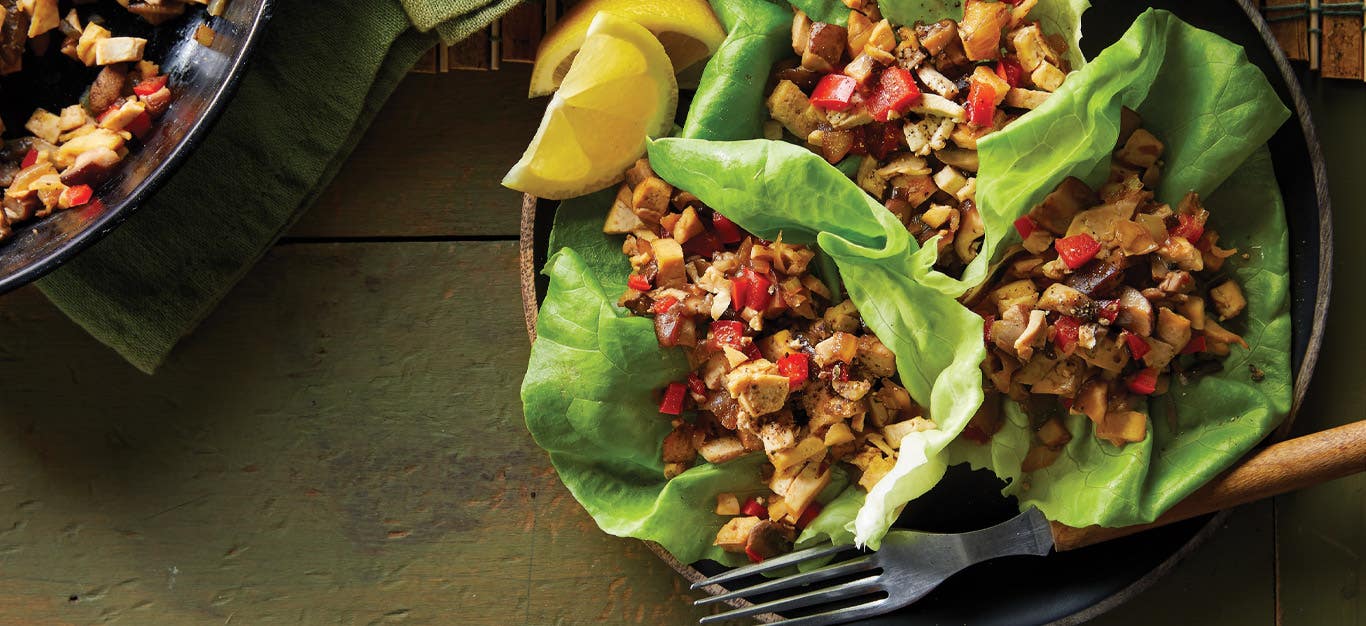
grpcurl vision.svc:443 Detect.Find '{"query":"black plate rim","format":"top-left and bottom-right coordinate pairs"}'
top-left (0, 0), bottom-right (277, 295)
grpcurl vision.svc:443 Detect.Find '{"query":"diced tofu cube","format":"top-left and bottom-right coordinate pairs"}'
top-left (921, 204), bottom-right (955, 229)
top-left (993, 279), bottom-right (1039, 315)
top-left (1030, 61), bottom-right (1066, 92)
top-left (1115, 128), bottom-right (1165, 168)
top-left (766, 80), bottom-right (827, 139)
top-left (56, 129), bottom-right (126, 168)
top-left (724, 360), bottom-right (790, 417)
top-left (770, 436), bottom-right (826, 471)
top-left (649, 238), bottom-right (686, 288)
top-left (714, 516), bottom-right (762, 552)
top-left (97, 99), bottom-right (147, 133)
top-left (1009, 23), bottom-right (1053, 71)
top-left (1156, 307), bottom-right (1193, 350)
top-left (24, 108), bottom-right (61, 144)
top-left (823, 422), bottom-right (855, 446)
top-left (27, 0), bottom-right (60, 38)
top-left (932, 165), bottom-right (966, 195)
top-left (699, 437), bottom-right (749, 464)
top-left (971, 65), bottom-right (1010, 105)
top-left (1003, 87), bottom-right (1050, 110)
top-left (76, 22), bottom-right (111, 66)
top-left (1037, 418), bottom-right (1072, 447)
top-left (58, 105), bottom-right (88, 131)
top-left (95, 37), bottom-right (148, 65)
top-left (715, 493), bottom-right (740, 516)
top-left (882, 417), bottom-right (934, 449)
top-left (1209, 280), bottom-right (1246, 320)
top-left (603, 185), bottom-right (644, 234)
top-left (1096, 410), bottom-right (1148, 446)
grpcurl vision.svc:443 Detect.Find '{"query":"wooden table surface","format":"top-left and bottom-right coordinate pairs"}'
top-left (0, 63), bottom-right (1358, 625)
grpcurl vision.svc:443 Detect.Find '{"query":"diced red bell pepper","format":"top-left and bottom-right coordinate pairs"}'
top-left (1060, 397), bottom-right (1074, 411)
top-left (1013, 215), bottom-right (1037, 239)
top-left (125, 110), bottom-right (153, 139)
top-left (1053, 316), bottom-right (1081, 354)
top-left (745, 544), bottom-right (765, 563)
top-left (60, 184), bottom-right (93, 208)
top-left (776, 353), bottom-right (810, 390)
top-left (795, 502), bottom-right (824, 531)
top-left (1002, 0), bottom-right (1025, 5)
top-left (20, 149), bottom-right (37, 169)
top-left (1054, 234), bottom-right (1101, 270)
top-left (730, 276), bottom-right (749, 311)
top-left (709, 320), bottom-right (747, 350)
top-left (867, 67), bottom-right (922, 122)
top-left (1181, 333), bottom-right (1207, 354)
top-left (133, 74), bottom-right (169, 97)
top-left (659, 382), bottom-right (687, 415)
top-left (1123, 331), bottom-right (1150, 359)
top-left (1126, 368), bottom-right (1159, 395)
top-left (995, 58), bottom-right (1024, 88)
top-left (810, 74), bottom-right (859, 111)
top-left (687, 373), bottom-right (707, 398)
top-left (683, 231), bottom-right (723, 257)
top-left (652, 295), bottom-right (679, 314)
top-left (743, 343), bottom-right (764, 361)
top-left (1097, 299), bottom-right (1120, 324)
top-left (711, 213), bottom-right (743, 244)
top-left (982, 313), bottom-right (996, 343)
top-left (966, 81), bottom-right (997, 127)
top-left (733, 268), bottom-right (773, 312)
top-left (627, 274), bottom-right (651, 292)
top-left (741, 497), bottom-right (768, 518)
top-left (1169, 213), bottom-right (1205, 242)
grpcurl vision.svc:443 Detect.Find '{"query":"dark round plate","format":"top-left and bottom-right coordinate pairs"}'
top-left (518, 0), bottom-right (1332, 622)
top-left (0, 0), bottom-right (273, 293)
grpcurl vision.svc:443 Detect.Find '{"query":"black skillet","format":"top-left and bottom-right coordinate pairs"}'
top-left (0, 0), bottom-right (273, 293)
top-left (518, 0), bottom-right (1332, 622)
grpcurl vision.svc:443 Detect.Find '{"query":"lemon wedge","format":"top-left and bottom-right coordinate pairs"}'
top-left (502, 13), bottom-right (679, 200)
top-left (528, 0), bottom-right (725, 97)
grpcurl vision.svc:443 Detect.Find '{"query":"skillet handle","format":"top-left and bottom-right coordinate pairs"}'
top-left (1050, 419), bottom-right (1366, 551)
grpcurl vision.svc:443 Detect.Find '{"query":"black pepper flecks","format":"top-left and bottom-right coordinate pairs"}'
top-left (1249, 363), bottom-right (1265, 382)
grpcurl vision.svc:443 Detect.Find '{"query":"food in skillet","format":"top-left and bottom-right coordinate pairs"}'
top-left (519, 2), bottom-right (1291, 566)
top-left (607, 157), bottom-right (937, 560)
top-left (0, 0), bottom-right (225, 240)
top-left (962, 114), bottom-right (1248, 471)
top-left (764, 0), bottom-right (1074, 273)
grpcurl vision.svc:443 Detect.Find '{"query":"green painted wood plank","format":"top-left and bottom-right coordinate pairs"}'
top-left (1092, 502), bottom-right (1275, 626)
top-left (1276, 76), bottom-right (1366, 626)
top-left (0, 242), bottom-right (709, 624)
top-left (288, 69), bottom-right (544, 239)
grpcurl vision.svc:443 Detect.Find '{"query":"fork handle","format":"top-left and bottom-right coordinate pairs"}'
top-left (1050, 419), bottom-right (1366, 551)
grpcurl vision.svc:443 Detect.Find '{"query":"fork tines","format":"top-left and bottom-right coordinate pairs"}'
top-left (693, 542), bottom-right (884, 625)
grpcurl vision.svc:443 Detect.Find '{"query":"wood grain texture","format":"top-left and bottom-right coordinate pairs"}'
top-left (289, 68), bottom-right (544, 239)
top-left (0, 243), bottom-right (714, 625)
top-left (1051, 420), bottom-right (1366, 551)
top-left (1319, 4), bottom-right (1364, 79)
top-left (1276, 78), bottom-right (1366, 626)
top-left (1263, 0), bottom-right (1310, 61)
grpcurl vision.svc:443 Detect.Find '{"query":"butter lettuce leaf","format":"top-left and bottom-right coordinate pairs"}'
top-left (950, 147), bottom-right (1291, 527)
top-left (682, 0), bottom-right (793, 141)
top-left (947, 10), bottom-right (1291, 527)
top-left (649, 138), bottom-right (986, 548)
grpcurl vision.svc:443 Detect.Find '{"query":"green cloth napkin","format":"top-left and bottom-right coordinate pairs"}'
top-left (38, 0), bottom-right (518, 373)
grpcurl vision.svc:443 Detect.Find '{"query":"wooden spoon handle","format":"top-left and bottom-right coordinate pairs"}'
top-left (1050, 419), bottom-right (1366, 551)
